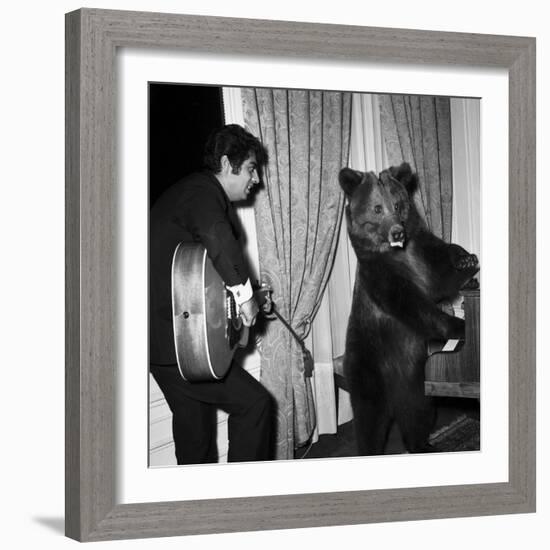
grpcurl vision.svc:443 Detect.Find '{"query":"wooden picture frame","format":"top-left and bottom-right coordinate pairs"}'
top-left (65, 8), bottom-right (536, 542)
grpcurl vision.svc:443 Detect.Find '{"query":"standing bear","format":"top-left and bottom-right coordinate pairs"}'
top-left (339, 162), bottom-right (479, 455)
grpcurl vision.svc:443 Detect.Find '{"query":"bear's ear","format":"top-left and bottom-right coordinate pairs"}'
top-left (339, 168), bottom-right (364, 197)
top-left (390, 162), bottom-right (418, 194)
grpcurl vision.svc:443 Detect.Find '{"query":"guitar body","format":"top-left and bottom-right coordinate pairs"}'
top-left (171, 243), bottom-right (242, 382)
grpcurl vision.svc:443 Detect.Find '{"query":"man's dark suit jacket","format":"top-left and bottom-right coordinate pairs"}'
top-left (149, 171), bottom-right (251, 365)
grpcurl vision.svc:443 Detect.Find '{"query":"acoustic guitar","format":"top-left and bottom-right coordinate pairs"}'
top-left (171, 242), bottom-right (269, 382)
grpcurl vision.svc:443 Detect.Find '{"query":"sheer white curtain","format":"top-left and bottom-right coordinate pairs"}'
top-left (450, 98), bottom-right (481, 259)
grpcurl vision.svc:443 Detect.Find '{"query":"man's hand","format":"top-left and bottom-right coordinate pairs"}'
top-left (239, 297), bottom-right (259, 327)
top-left (261, 292), bottom-right (273, 314)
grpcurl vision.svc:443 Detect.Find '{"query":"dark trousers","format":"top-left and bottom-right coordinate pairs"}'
top-left (150, 363), bottom-right (274, 464)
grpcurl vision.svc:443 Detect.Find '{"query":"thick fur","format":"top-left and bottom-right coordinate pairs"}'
top-left (339, 163), bottom-right (479, 455)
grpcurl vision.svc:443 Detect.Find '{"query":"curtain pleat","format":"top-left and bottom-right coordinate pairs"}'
top-left (379, 95), bottom-right (453, 241)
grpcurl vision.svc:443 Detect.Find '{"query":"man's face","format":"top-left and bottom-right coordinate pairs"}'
top-left (223, 154), bottom-right (259, 202)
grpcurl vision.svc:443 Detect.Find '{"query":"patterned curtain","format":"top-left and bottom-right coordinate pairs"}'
top-left (242, 88), bottom-right (352, 459)
top-left (379, 95), bottom-right (453, 241)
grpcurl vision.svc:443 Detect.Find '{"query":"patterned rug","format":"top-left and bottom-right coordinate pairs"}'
top-left (429, 414), bottom-right (480, 452)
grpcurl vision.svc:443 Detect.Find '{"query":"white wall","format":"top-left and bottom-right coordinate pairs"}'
top-left (2, 1), bottom-right (547, 549)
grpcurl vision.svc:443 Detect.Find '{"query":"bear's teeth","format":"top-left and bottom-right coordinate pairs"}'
top-left (390, 241), bottom-right (404, 248)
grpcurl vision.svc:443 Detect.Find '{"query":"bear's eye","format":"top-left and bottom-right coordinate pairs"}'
top-left (374, 205), bottom-right (382, 214)
top-left (394, 203), bottom-right (400, 212)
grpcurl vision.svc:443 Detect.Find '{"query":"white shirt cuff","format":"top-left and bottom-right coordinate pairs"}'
top-left (226, 279), bottom-right (253, 306)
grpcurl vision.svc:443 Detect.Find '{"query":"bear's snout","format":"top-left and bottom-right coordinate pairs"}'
top-left (389, 224), bottom-right (405, 248)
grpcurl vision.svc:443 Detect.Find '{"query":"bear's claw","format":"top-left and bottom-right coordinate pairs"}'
top-left (451, 250), bottom-right (478, 271)
top-left (455, 253), bottom-right (478, 271)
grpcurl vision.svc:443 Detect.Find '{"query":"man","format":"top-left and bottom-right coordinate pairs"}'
top-left (149, 124), bottom-right (273, 464)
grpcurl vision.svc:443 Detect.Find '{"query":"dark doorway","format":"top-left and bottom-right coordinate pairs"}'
top-left (148, 83), bottom-right (224, 205)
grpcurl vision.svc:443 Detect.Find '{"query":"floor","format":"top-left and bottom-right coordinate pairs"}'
top-left (295, 396), bottom-right (480, 459)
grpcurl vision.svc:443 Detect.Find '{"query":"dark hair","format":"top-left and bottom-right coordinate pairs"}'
top-left (203, 124), bottom-right (268, 178)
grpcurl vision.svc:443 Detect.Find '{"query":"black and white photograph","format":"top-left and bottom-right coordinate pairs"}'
top-left (3, 0), bottom-right (542, 545)
top-left (147, 83), bottom-right (481, 467)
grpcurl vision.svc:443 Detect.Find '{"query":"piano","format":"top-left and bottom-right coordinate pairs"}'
top-left (425, 289), bottom-right (480, 399)
top-left (332, 289), bottom-right (480, 400)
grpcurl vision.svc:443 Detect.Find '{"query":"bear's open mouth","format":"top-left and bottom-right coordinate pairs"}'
top-left (387, 223), bottom-right (405, 248)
